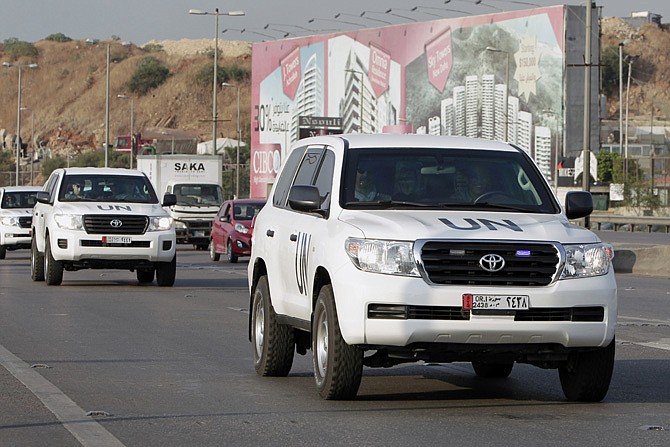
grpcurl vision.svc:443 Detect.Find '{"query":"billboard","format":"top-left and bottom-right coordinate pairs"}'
top-left (250, 5), bottom-right (599, 198)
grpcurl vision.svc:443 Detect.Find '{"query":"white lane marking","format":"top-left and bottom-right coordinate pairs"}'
top-left (619, 338), bottom-right (670, 352)
top-left (0, 343), bottom-right (125, 447)
top-left (619, 315), bottom-right (670, 325)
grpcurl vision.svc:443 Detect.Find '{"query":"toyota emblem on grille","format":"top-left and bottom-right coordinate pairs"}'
top-left (110, 219), bottom-right (123, 228)
top-left (479, 253), bottom-right (505, 272)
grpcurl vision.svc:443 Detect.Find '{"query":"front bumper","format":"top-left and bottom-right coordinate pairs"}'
top-left (0, 224), bottom-right (32, 247)
top-left (330, 264), bottom-right (617, 349)
top-left (48, 228), bottom-right (176, 263)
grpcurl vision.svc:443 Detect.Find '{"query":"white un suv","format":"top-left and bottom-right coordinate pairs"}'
top-left (248, 134), bottom-right (617, 402)
top-left (32, 167), bottom-right (177, 286)
top-left (0, 186), bottom-right (41, 259)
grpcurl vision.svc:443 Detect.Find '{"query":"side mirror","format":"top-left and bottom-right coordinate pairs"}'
top-left (36, 191), bottom-right (51, 204)
top-left (288, 185), bottom-right (322, 214)
top-left (162, 193), bottom-right (177, 207)
top-left (565, 191), bottom-right (593, 220)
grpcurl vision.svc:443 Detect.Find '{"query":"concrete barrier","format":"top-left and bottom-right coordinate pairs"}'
top-left (611, 244), bottom-right (670, 277)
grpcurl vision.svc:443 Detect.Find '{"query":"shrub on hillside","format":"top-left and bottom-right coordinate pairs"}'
top-left (126, 57), bottom-right (170, 95)
top-left (195, 62), bottom-right (251, 87)
top-left (3, 38), bottom-right (38, 60)
top-left (142, 43), bottom-right (164, 53)
top-left (45, 33), bottom-right (72, 43)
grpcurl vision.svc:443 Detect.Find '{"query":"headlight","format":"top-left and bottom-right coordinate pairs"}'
top-left (0, 216), bottom-right (20, 226)
top-left (234, 223), bottom-right (250, 234)
top-left (174, 221), bottom-right (187, 230)
top-left (560, 243), bottom-right (614, 279)
top-left (148, 216), bottom-right (173, 231)
top-left (54, 214), bottom-right (84, 230)
top-left (345, 237), bottom-right (419, 276)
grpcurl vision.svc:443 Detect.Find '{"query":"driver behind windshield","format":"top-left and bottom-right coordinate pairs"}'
top-left (452, 165), bottom-right (491, 202)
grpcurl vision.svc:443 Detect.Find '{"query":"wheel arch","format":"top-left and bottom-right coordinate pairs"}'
top-left (248, 258), bottom-right (268, 341)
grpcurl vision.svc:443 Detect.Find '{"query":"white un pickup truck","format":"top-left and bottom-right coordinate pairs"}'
top-left (31, 167), bottom-right (178, 286)
top-left (248, 134), bottom-right (617, 402)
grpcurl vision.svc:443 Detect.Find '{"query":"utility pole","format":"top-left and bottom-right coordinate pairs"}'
top-left (582, 1), bottom-right (593, 228)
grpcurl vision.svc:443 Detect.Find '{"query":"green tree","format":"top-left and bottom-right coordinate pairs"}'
top-left (195, 62), bottom-right (250, 87)
top-left (45, 33), bottom-right (72, 42)
top-left (601, 45), bottom-right (634, 98)
top-left (41, 156), bottom-right (67, 178)
top-left (0, 151), bottom-right (14, 186)
top-left (3, 38), bottom-right (38, 59)
top-left (126, 57), bottom-right (170, 95)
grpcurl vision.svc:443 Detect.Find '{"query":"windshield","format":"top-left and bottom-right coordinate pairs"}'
top-left (1, 191), bottom-right (38, 209)
top-left (174, 184), bottom-right (223, 207)
top-left (59, 175), bottom-right (159, 203)
top-left (341, 147), bottom-right (559, 213)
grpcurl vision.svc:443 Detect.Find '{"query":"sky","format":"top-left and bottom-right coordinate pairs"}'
top-left (1, 0), bottom-right (668, 45)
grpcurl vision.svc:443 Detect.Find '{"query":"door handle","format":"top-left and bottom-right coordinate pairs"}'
top-left (290, 233), bottom-right (297, 242)
top-left (266, 229), bottom-right (274, 237)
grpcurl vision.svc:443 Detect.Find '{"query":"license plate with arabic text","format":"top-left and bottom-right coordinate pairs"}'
top-left (462, 294), bottom-right (529, 310)
top-left (102, 236), bottom-right (132, 244)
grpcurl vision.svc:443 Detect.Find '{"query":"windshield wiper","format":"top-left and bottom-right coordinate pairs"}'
top-left (345, 200), bottom-right (433, 208)
top-left (458, 201), bottom-right (538, 212)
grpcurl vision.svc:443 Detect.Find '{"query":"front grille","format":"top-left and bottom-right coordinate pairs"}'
top-left (83, 215), bottom-right (148, 235)
top-left (420, 241), bottom-right (559, 286)
top-left (18, 216), bottom-right (32, 228)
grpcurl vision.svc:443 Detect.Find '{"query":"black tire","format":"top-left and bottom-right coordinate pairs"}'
top-left (136, 268), bottom-right (155, 284)
top-left (44, 235), bottom-right (63, 286)
top-left (472, 361), bottom-right (514, 378)
top-left (209, 240), bottom-right (220, 262)
top-left (227, 240), bottom-right (238, 263)
top-left (559, 338), bottom-right (616, 402)
top-left (0, 245), bottom-right (6, 259)
top-left (31, 236), bottom-right (45, 282)
top-left (312, 284), bottom-right (363, 400)
top-left (251, 275), bottom-right (294, 376)
top-left (155, 255), bottom-right (176, 287)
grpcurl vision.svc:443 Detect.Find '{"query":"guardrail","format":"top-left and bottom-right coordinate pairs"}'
top-left (589, 213), bottom-right (670, 233)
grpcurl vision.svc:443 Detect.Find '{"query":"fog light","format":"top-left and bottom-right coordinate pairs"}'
top-left (368, 304), bottom-right (408, 319)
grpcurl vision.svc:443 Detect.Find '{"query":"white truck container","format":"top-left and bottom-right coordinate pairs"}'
top-left (136, 154), bottom-right (224, 249)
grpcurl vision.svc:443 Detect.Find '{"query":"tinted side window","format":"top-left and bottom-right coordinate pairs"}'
top-left (272, 146), bottom-right (307, 208)
top-left (313, 149), bottom-right (335, 210)
top-left (293, 148), bottom-right (324, 187)
top-left (46, 172), bottom-right (61, 202)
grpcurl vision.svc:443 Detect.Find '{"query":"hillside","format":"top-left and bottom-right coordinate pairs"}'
top-left (601, 17), bottom-right (670, 122)
top-left (0, 38), bottom-right (251, 183)
top-left (2, 18), bottom-right (670, 185)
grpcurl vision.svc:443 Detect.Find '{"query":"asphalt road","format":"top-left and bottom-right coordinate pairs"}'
top-left (1, 245), bottom-right (670, 446)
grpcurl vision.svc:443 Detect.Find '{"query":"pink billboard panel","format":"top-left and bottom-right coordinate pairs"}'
top-left (424, 27), bottom-right (453, 93)
top-left (368, 43), bottom-right (391, 97)
top-left (281, 47), bottom-right (301, 100)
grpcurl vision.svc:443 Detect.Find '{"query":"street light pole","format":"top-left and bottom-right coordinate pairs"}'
top-left (3, 62), bottom-right (38, 185)
top-left (117, 95), bottom-right (134, 169)
top-left (222, 82), bottom-right (241, 198)
top-left (105, 43), bottom-right (110, 168)
top-left (189, 8), bottom-right (245, 155)
top-left (16, 65), bottom-right (22, 185)
top-left (619, 42), bottom-right (623, 159)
